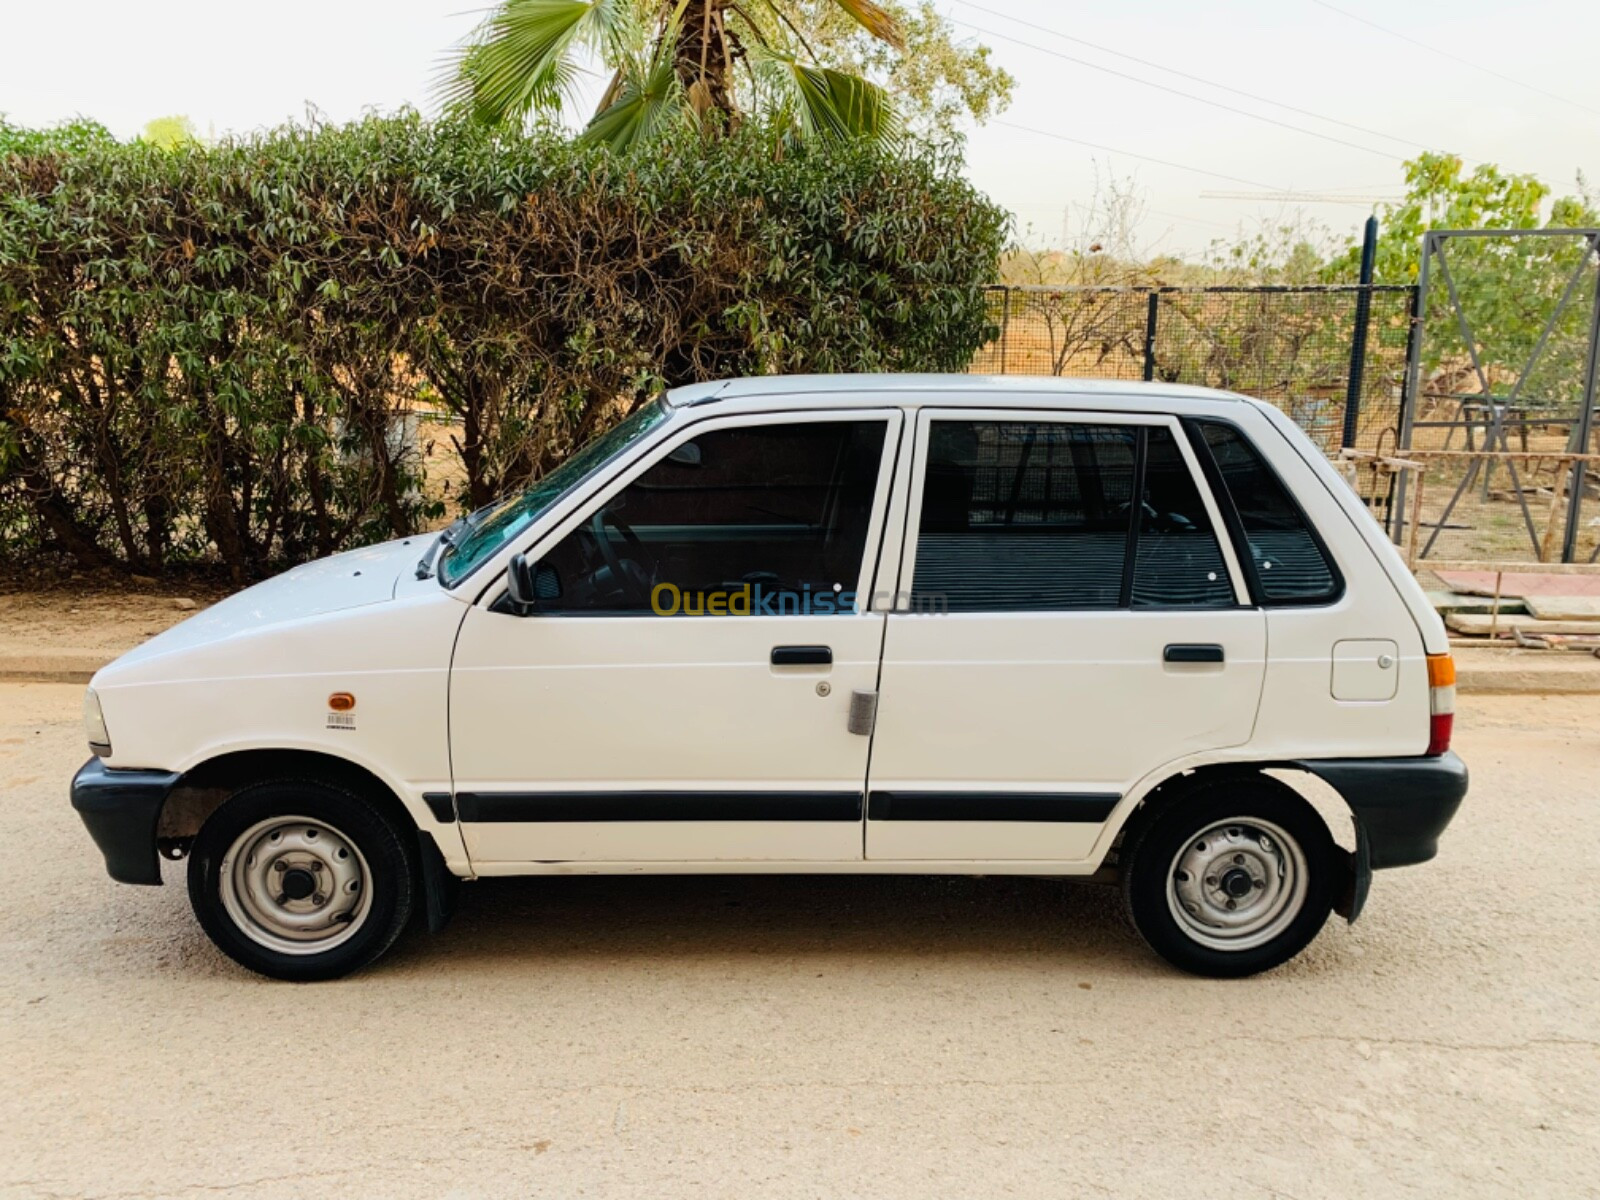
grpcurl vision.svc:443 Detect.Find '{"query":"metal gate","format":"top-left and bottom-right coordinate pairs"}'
top-left (1396, 229), bottom-right (1600, 563)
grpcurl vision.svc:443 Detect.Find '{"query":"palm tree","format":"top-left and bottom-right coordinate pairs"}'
top-left (440, 0), bottom-right (906, 150)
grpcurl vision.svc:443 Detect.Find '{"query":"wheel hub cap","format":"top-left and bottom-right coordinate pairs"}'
top-left (1166, 817), bottom-right (1310, 952)
top-left (219, 816), bottom-right (373, 956)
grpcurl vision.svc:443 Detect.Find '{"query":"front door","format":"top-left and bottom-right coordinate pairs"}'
top-left (865, 408), bottom-right (1268, 862)
top-left (449, 409), bottom-right (903, 867)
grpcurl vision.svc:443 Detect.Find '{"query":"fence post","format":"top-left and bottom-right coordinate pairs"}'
top-left (1393, 238), bottom-right (1431, 544)
top-left (1386, 282), bottom-right (1422, 540)
top-left (1559, 237), bottom-right (1600, 562)
top-left (1142, 291), bottom-right (1159, 381)
top-left (1341, 216), bottom-right (1378, 449)
top-left (997, 286), bottom-right (1011, 375)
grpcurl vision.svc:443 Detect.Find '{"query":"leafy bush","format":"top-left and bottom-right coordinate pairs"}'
top-left (0, 113), bottom-right (1005, 577)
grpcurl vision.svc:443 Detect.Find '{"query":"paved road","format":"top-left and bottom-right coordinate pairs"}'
top-left (2, 683), bottom-right (1596, 1199)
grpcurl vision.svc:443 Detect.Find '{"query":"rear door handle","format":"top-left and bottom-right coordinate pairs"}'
top-left (772, 645), bottom-right (832, 666)
top-left (1164, 643), bottom-right (1224, 664)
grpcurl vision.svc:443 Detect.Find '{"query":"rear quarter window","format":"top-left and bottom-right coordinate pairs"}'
top-left (1190, 420), bottom-right (1342, 605)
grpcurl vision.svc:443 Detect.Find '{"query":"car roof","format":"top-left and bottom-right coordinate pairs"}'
top-left (664, 374), bottom-right (1250, 412)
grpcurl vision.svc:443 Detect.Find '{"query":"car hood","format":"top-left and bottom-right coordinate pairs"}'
top-left (107, 536), bottom-right (428, 670)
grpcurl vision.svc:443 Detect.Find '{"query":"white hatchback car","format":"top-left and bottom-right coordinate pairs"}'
top-left (72, 375), bottom-right (1466, 980)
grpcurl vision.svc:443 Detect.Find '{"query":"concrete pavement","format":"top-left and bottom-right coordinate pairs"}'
top-left (1, 684), bottom-right (1597, 1199)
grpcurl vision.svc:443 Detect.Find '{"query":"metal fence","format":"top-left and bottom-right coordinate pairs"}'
top-left (1395, 229), bottom-right (1600, 565)
top-left (971, 284), bottom-right (1417, 458)
top-left (968, 264), bottom-right (1600, 567)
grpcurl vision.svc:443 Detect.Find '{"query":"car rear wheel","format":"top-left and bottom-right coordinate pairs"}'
top-left (1122, 777), bottom-right (1336, 978)
top-left (188, 779), bottom-right (414, 981)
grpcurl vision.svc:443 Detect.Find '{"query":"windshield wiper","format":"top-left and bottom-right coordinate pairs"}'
top-left (415, 517), bottom-right (469, 580)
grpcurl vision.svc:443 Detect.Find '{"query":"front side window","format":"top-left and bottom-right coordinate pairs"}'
top-left (1192, 421), bottom-right (1340, 604)
top-left (533, 419), bottom-right (887, 614)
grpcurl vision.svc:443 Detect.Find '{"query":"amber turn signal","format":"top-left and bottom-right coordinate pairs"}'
top-left (328, 692), bottom-right (356, 712)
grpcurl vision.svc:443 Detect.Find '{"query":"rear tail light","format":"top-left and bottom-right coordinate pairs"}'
top-left (1426, 653), bottom-right (1455, 756)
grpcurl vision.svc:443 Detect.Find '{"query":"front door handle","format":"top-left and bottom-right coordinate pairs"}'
top-left (772, 645), bottom-right (832, 666)
top-left (1164, 643), bottom-right (1224, 664)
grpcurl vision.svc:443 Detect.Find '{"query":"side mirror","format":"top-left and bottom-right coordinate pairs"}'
top-left (506, 552), bottom-right (538, 610)
top-left (506, 553), bottom-right (561, 613)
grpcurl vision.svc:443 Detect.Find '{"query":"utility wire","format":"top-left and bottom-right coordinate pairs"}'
top-left (1010, 200), bottom-right (1242, 232)
top-left (990, 120), bottom-right (1288, 192)
top-left (954, 16), bottom-right (1403, 162)
top-left (953, 0), bottom-right (1435, 156)
top-left (1307, 0), bottom-right (1600, 118)
top-left (1146, 208), bottom-right (1248, 233)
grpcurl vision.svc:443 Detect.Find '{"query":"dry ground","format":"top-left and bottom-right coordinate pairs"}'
top-left (0, 588), bottom-right (222, 664)
top-left (1, 686), bottom-right (1597, 1199)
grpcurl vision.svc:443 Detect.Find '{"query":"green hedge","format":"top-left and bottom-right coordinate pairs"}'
top-left (0, 115), bottom-right (1006, 577)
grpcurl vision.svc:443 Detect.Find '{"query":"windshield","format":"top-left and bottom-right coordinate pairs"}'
top-left (437, 397), bottom-right (671, 588)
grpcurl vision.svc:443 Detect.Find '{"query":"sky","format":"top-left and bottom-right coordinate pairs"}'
top-left (2, 0), bottom-right (1596, 259)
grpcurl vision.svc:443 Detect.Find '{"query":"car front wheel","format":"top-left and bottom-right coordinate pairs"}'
top-left (1122, 777), bottom-right (1337, 978)
top-left (187, 779), bottom-right (415, 981)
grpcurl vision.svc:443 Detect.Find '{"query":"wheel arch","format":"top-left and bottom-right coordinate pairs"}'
top-left (1104, 761), bottom-right (1366, 921)
top-left (160, 748), bottom-right (418, 844)
top-left (1108, 762), bottom-right (1357, 853)
top-left (159, 748), bottom-right (463, 931)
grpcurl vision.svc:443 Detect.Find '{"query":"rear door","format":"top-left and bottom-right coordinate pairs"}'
top-left (865, 408), bottom-right (1268, 863)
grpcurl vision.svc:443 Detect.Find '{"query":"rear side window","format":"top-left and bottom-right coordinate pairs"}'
top-left (1193, 421), bottom-right (1340, 605)
top-left (913, 421), bottom-right (1234, 612)
top-left (1133, 428), bottom-right (1234, 608)
top-left (916, 422), bottom-right (1136, 610)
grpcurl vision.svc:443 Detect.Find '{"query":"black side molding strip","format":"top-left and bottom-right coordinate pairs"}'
top-left (867, 791), bottom-right (1119, 823)
top-left (456, 790), bottom-right (864, 823)
top-left (421, 792), bottom-right (456, 823)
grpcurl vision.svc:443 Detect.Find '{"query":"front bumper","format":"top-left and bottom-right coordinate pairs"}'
top-left (70, 758), bottom-right (181, 885)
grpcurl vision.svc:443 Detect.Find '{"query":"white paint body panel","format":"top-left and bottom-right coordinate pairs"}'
top-left (449, 612), bottom-right (884, 862)
top-left (1224, 403), bottom-right (1431, 760)
top-left (82, 375), bottom-right (1445, 881)
top-left (867, 608), bottom-right (1267, 861)
top-left (91, 557), bottom-right (473, 871)
top-left (109, 537), bottom-right (423, 668)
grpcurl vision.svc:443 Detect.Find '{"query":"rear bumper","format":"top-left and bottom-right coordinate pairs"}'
top-left (70, 758), bottom-right (181, 885)
top-left (1295, 751), bottom-right (1468, 870)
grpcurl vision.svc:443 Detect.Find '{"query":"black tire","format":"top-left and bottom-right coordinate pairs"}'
top-left (1121, 776), bottom-right (1336, 978)
top-left (187, 778), bottom-right (415, 982)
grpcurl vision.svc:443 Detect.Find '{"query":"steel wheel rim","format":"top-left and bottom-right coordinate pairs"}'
top-left (1166, 816), bottom-right (1309, 952)
top-left (218, 816), bottom-right (373, 956)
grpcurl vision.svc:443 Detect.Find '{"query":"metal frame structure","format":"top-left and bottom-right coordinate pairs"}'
top-left (1396, 228), bottom-right (1600, 563)
top-left (983, 282), bottom-right (1413, 396)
